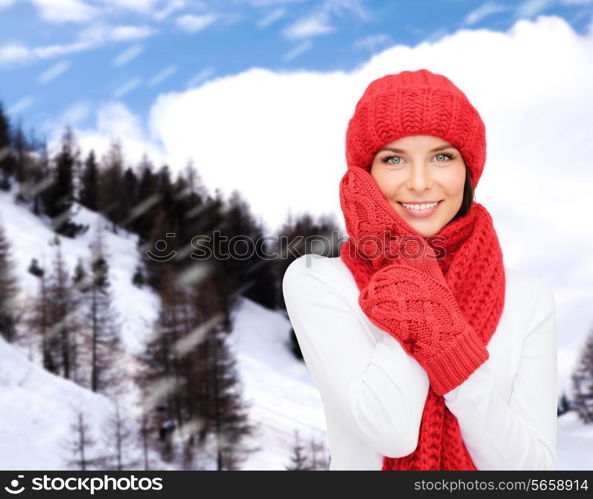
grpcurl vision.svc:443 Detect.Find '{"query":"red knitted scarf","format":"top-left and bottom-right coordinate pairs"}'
top-left (339, 166), bottom-right (506, 470)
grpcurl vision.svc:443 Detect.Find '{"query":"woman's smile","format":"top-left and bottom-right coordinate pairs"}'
top-left (397, 200), bottom-right (444, 218)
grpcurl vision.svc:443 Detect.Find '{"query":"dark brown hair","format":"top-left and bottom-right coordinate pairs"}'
top-left (450, 167), bottom-right (475, 223)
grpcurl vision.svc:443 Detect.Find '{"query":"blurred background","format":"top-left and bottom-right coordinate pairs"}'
top-left (0, 0), bottom-right (592, 470)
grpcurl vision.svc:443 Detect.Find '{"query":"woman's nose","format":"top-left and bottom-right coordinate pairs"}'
top-left (406, 163), bottom-right (432, 191)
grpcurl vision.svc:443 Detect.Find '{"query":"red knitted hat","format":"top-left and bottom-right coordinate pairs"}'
top-left (345, 68), bottom-right (487, 189)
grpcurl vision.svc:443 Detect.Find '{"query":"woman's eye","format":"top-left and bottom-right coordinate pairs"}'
top-left (434, 152), bottom-right (455, 162)
top-left (383, 155), bottom-right (403, 165)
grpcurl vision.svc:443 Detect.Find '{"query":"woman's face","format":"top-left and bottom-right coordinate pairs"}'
top-left (369, 134), bottom-right (467, 237)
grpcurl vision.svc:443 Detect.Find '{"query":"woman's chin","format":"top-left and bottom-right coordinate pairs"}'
top-left (406, 218), bottom-right (443, 238)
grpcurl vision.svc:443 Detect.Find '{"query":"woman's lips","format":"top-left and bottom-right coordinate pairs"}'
top-left (397, 200), bottom-right (443, 219)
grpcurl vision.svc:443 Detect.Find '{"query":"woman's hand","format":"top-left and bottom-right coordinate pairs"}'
top-left (358, 259), bottom-right (489, 396)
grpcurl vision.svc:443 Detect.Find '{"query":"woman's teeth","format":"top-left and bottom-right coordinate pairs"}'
top-left (401, 201), bottom-right (439, 211)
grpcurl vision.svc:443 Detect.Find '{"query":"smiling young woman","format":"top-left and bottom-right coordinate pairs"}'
top-left (282, 69), bottom-right (557, 471)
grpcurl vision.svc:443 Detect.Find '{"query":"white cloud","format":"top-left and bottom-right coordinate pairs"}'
top-left (57, 100), bottom-right (92, 127)
top-left (0, 44), bottom-right (30, 66)
top-left (515, 0), bottom-right (555, 18)
top-left (0, 0), bottom-right (16, 8)
top-left (25, 0), bottom-right (190, 23)
top-left (257, 7), bottom-right (286, 28)
top-left (112, 77), bottom-right (142, 98)
top-left (152, 0), bottom-right (187, 21)
top-left (78, 23), bottom-right (156, 43)
top-left (45, 101), bottom-right (167, 168)
top-left (463, 2), bottom-right (510, 26)
top-left (148, 65), bottom-right (178, 87)
top-left (30, 0), bottom-right (100, 23)
top-left (353, 33), bottom-right (392, 51)
top-left (38, 60), bottom-right (71, 83)
top-left (283, 39), bottom-right (313, 60)
top-left (0, 23), bottom-right (156, 67)
top-left (282, 13), bottom-right (334, 38)
top-left (7, 96), bottom-right (35, 115)
top-left (101, 0), bottom-right (162, 13)
top-left (247, 0), bottom-right (307, 5)
top-left (111, 43), bottom-right (144, 67)
top-left (323, 0), bottom-right (369, 21)
top-left (282, 0), bottom-right (369, 39)
top-left (175, 13), bottom-right (219, 33)
top-left (185, 66), bottom-right (216, 88)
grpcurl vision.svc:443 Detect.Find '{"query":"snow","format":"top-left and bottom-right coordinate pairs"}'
top-left (0, 335), bottom-right (113, 469)
top-left (0, 184), bottom-right (327, 470)
top-left (557, 412), bottom-right (593, 470)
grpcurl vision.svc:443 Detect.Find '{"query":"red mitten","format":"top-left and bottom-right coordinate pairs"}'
top-left (358, 255), bottom-right (489, 396)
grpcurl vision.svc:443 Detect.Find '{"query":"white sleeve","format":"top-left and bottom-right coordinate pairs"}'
top-left (443, 279), bottom-right (558, 470)
top-left (282, 256), bottom-right (430, 458)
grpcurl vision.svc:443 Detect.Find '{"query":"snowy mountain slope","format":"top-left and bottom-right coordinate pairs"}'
top-left (0, 335), bottom-right (115, 469)
top-left (230, 298), bottom-right (327, 469)
top-left (0, 184), bottom-right (161, 358)
top-left (0, 184), bottom-right (327, 470)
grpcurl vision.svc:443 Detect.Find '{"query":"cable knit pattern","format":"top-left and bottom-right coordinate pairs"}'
top-left (339, 69), bottom-right (506, 471)
top-left (358, 264), bottom-right (490, 396)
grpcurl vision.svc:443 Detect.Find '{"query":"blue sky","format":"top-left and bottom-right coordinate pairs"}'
top-left (1, 0), bottom-right (592, 134)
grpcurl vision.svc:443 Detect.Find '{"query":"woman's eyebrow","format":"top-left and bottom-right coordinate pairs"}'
top-left (378, 143), bottom-right (456, 153)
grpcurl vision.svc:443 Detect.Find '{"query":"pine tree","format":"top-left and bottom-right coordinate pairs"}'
top-left (194, 279), bottom-right (257, 470)
top-left (181, 434), bottom-right (196, 470)
top-left (79, 150), bottom-right (99, 211)
top-left (135, 386), bottom-right (165, 471)
top-left (122, 166), bottom-right (139, 223)
top-left (0, 100), bottom-right (15, 190)
top-left (72, 257), bottom-right (90, 292)
top-left (81, 223), bottom-right (125, 394)
top-left (46, 236), bottom-right (83, 381)
top-left (0, 219), bottom-right (19, 342)
top-left (144, 209), bottom-right (178, 292)
top-left (138, 407), bottom-right (154, 471)
top-left (308, 434), bottom-right (330, 470)
top-left (11, 119), bottom-right (31, 186)
top-left (571, 326), bottom-right (593, 423)
top-left (98, 140), bottom-right (127, 233)
top-left (135, 268), bottom-right (257, 470)
top-left (42, 127), bottom-right (85, 237)
top-left (135, 271), bottom-right (187, 464)
top-left (26, 257), bottom-right (59, 372)
top-left (286, 429), bottom-right (313, 470)
top-left (183, 159), bottom-right (209, 200)
top-left (61, 408), bottom-right (104, 470)
top-left (130, 155), bottom-right (159, 240)
top-left (14, 126), bottom-right (48, 208)
top-left (558, 391), bottom-right (571, 417)
top-left (132, 264), bottom-right (146, 287)
top-left (218, 189), bottom-right (276, 310)
top-left (100, 397), bottom-right (139, 470)
top-left (25, 141), bottom-right (52, 216)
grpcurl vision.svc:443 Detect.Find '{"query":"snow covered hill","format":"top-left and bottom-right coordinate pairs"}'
top-left (0, 184), bottom-right (327, 470)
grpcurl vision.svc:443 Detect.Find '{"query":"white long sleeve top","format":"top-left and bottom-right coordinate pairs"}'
top-left (282, 253), bottom-right (558, 471)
